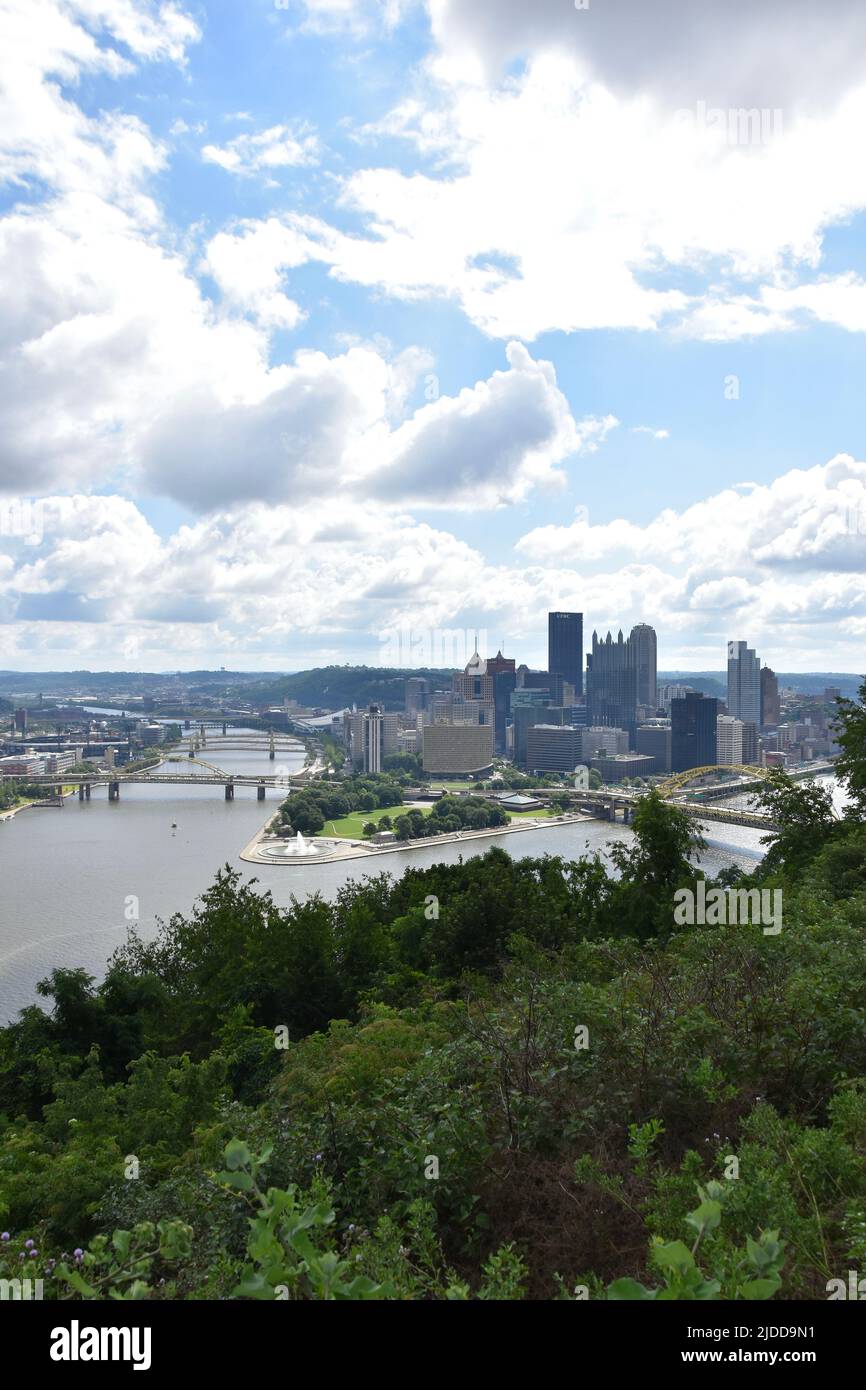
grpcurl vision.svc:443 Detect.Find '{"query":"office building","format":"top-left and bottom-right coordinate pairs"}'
top-left (580, 725), bottom-right (629, 759)
top-left (345, 705), bottom-right (399, 772)
top-left (760, 666), bottom-right (780, 726)
top-left (742, 720), bottom-right (759, 765)
top-left (421, 723), bottom-right (494, 776)
top-left (0, 754), bottom-right (44, 775)
top-left (586, 630), bottom-right (638, 741)
top-left (486, 652), bottom-right (516, 755)
top-left (525, 724), bottom-right (584, 775)
top-left (516, 666), bottom-right (565, 706)
top-left (591, 752), bottom-right (657, 784)
top-left (452, 651), bottom-right (495, 729)
top-left (671, 692), bottom-right (718, 772)
top-left (717, 715), bottom-right (744, 765)
top-left (630, 624), bottom-right (658, 712)
top-left (636, 720), bottom-right (671, 773)
top-left (405, 678), bottom-right (430, 717)
top-left (548, 611), bottom-right (584, 697)
top-left (511, 694), bottom-right (567, 768)
top-left (727, 640), bottom-right (761, 724)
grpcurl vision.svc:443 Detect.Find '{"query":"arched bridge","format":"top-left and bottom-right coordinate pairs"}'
top-left (658, 764), bottom-right (770, 798)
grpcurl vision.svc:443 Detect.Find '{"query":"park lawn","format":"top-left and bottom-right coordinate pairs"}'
top-left (320, 804), bottom-right (428, 839)
top-left (504, 807), bottom-right (559, 821)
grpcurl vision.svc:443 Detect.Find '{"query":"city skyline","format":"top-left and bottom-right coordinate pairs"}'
top-left (3, 2), bottom-right (866, 674)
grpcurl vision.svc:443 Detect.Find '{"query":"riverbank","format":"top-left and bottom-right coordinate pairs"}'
top-left (0, 799), bottom-right (39, 822)
top-left (240, 810), bottom-right (595, 866)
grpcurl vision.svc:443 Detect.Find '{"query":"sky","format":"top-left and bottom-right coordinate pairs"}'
top-left (1, 0), bottom-right (866, 673)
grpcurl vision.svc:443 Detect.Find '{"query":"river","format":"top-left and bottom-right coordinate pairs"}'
top-left (0, 726), bottom-right (778, 1024)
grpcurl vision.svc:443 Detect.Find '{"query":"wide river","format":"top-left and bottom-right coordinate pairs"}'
top-left (0, 723), bottom-right (823, 1025)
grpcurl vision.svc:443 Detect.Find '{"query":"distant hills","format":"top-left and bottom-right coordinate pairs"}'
top-left (659, 671), bottom-right (863, 698)
top-left (0, 665), bottom-right (861, 709)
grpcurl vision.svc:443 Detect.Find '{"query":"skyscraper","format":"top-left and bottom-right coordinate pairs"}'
top-left (727, 641), bottom-right (761, 724)
top-left (486, 650), bottom-right (516, 756)
top-left (630, 623), bottom-right (658, 711)
top-left (671, 693), bottom-right (718, 772)
top-left (548, 611), bottom-right (583, 697)
top-left (586, 629), bottom-right (638, 742)
top-left (760, 666), bottom-right (780, 726)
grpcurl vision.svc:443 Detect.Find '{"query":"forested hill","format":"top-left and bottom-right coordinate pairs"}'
top-left (241, 665), bottom-right (456, 710)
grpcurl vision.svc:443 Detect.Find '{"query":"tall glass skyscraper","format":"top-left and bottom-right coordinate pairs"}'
top-left (630, 623), bottom-right (658, 710)
top-left (671, 692), bottom-right (718, 772)
top-left (586, 629), bottom-right (638, 741)
top-left (548, 611), bottom-right (583, 696)
top-left (727, 641), bottom-right (761, 724)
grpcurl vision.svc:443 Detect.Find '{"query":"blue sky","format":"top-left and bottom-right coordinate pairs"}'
top-left (2, 0), bottom-right (866, 672)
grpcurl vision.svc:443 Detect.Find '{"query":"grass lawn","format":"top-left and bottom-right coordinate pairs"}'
top-left (504, 807), bottom-right (559, 821)
top-left (320, 804), bottom-right (430, 839)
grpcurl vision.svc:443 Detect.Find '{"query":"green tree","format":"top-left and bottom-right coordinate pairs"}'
top-left (756, 768), bottom-right (838, 876)
top-left (833, 676), bottom-right (866, 816)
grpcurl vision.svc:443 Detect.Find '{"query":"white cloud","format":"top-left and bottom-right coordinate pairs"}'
top-left (6, 474), bottom-right (866, 670)
top-left (517, 455), bottom-right (866, 576)
top-left (202, 124), bottom-right (319, 177)
top-left (266, 51), bottom-right (866, 342)
top-left (138, 341), bottom-right (611, 513)
top-left (423, 0), bottom-right (866, 113)
top-left (297, 0), bottom-right (412, 37)
top-left (202, 218), bottom-right (312, 329)
top-left (631, 426), bottom-right (669, 441)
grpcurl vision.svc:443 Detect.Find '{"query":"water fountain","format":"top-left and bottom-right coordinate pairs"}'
top-left (279, 829), bottom-right (326, 858)
top-left (255, 827), bottom-right (357, 866)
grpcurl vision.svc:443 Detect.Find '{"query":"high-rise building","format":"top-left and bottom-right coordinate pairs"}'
top-left (421, 723), bottom-right (494, 775)
top-left (742, 720), bottom-right (759, 765)
top-left (760, 666), bottom-right (780, 726)
top-left (516, 666), bottom-right (565, 706)
top-left (671, 693), bottom-right (718, 772)
top-left (727, 641), bottom-right (761, 724)
top-left (580, 725), bottom-right (629, 759)
top-left (548, 611), bottom-right (583, 697)
top-left (511, 693), bottom-right (566, 768)
top-left (492, 669), bottom-right (516, 755)
top-left (486, 650), bottom-right (516, 681)
top-left (586, 630), bottom-right (638, 742)
top-left (345, 705), bottom-right (399, 772)
top-left (405, 677), bottom-right (430, 717)
top-left (525, 724), bottom-right (584, 775)
top-left (452, 650), bottom-right (495, 727)
top-left (717, 715), bottom-right (744, 765)
top-left (630, 624), bottom-right (658, 712)
top-left (637, 720), bottom-right (671, 773)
